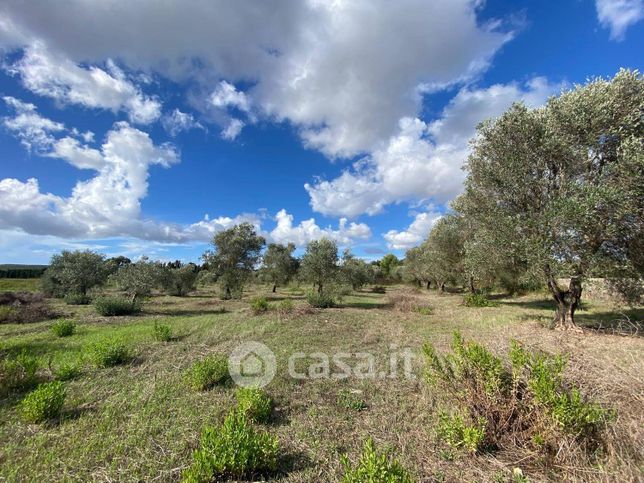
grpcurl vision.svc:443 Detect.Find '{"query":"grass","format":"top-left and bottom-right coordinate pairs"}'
top-left (0, 278), bottom-right (42, 292)
top-left (0, 284), bottom-right (641, 481)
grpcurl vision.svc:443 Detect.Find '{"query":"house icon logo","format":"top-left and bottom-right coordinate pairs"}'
top-left (229, 341), bottom-right (276, 388)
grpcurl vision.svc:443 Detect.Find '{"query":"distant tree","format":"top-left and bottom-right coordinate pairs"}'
top-left (161, 264), bottom-right (199, 296)
top-left (300, 238), bottom-right (338, 294)
top-left (379, 254), bottom-right (400, 281)
top-left (341, 250), bottom-right (372, 290)
top-left (424, 215), bottom-right (466, 292)
top-left (105, 256), bottom-right (132, 275)
top-left (460, 70), bottom-right (644, 329)
top-left (111, 257), bottom-right (165, 303)
top-left (202, 223), bottom-right (265, 299)
top-left (44, 250), bottom-right (109, 296)
top-left (260, 243), bottom-right (299, 292)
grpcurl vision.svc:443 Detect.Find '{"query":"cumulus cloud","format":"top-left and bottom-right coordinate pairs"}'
top-left (2, 96), bottom-right (65, 151)
top-left (306, 77), bottom-right (561, 217)
top-left (221, 118), bottom-right (244, 140)
top-left (7, 44), bottom-right (161, 124)
top-left (596, 0), bottom-right (643, 40)
top-left (269, 209), bottom-right (371, 246)
top-left (0, 0), bottom-right (512, 157)
top-left (161, 109), bottom-right (203, 137)
top-left (384, 208), bottom-right (442, 250)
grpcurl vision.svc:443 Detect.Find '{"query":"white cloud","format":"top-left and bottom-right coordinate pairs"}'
top-left (306, 77), bottom-right (560, 217)
top-left (161, 109), bottom-right (203, 137)
top-left (221, 118), bottom-right (244, 140)
top-left (269, 209), bottom-right (371, 247)
top-left (0, 0), bottom-right (512, 157)
top-left (8, 44), bottom-right (161, 124)
top-left (596, 0), bottom-right (643, 40)
top-left (384, 208), bottom-right (442, 250)
top-left (210, 81), bottom-right (251, 113)
top-left (2, 96), bottom-right (65, 151)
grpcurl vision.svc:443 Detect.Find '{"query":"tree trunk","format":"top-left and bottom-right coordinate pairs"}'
top-left (416, 280), bottom-right (422, 288)
top-left (439, 282), bottom-right (445, 292)
top-left (468, 276), bottom-right (475, 294)
top-left (225, 286), bottom-right (231, 300)
top-left (272, 284), bottom-right (277, 293)
top-left (426, 280), bottom-right (431, 290)
top-left (318, 283), bottom-right (323, 294)
top-left (544, 265), bottom-right (583, 331)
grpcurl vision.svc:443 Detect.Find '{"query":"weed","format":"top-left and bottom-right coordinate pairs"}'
top-left (152, 322), bottom-right (172, 342)
top-left (185, 354), bottom-right (230, 390)
top-left (463, 293), bottom-right (498, 307)
top-left (94, 296), bottom-right (142, 316)
top-left (182, 410), bottom-right (279, 481)
top-left (64, 293), bottom-right (92, 305)
top-left (306, 292), bottom-right (335, 308)
top-left (51, 318), bottom-right (76, 337)
top-left (85, 337), bottom-right (133, 367)
top-left (337, 389), bottom-right (367, 411)
top-left (235, 387), bottom-right (273, 423)
top-left (341, 438), bottom-right (414, 482)
top-left (250, 296), bottom-right (270, 314)
top-left (20, 381), bottom-right (66, 423)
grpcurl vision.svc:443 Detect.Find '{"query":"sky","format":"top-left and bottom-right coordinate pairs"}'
top-left (0, 0), bottom-right (642, 264)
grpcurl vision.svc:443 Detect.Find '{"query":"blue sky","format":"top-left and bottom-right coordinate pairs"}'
top-left (0, 0), bottom-right (642, 264)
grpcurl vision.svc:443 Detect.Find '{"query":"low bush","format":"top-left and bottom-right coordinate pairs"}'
top-left (185, 354), bottom-right (230, 391)
top-left (51, 318), bottom-right (76, 337)
top-left (386, 293), bottom-right (423, 313)
top-left (306, 292), bottom-right (335, 308)
top-left (152, 322), bottom-right (172, 342)
top-left (250, 296), bottom-right (270, 315)
top-left (276, 298), bottom-right (294, 315)
top-left (94, 296), bottom-right (142, 316)
top-left (85, 337), bottom-right (133, 367)
top-left (182, 410), bottom-right (279, 481)
top-left (371, 285), bottom-right (387, 294)
top-left (436, 412), bottom-right (486, 453)
top-left (0, 350), bottom-right (39, 394)
top-left (64, 293), bottom-right (92, 305)
top-left (341, 438), bottom-right (414, 482)
top-left (423, 333), bottom-right (614, 461)
top-left (337, 389), bottom-right (367, 411)
top-left (20, 381), bottom-right (66, 423)
top-left (53, 359), bottom-right (83, 381)
top-left (416, 306), bottom-right (433, 315)
top-left (463, 293), bottom-right (498, 307)
top-left (235, 387), bottom-right (272, 423)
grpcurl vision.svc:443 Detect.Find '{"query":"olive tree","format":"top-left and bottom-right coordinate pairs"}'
top-left (260, 243), bottom-right (299, 292)
top-left (202, 223), bottom-right (265, 299)
top-left (299, 238), bottom-right (338, 294)
top-left (460, 70), bottom-right (643, 329)
top-left (44, 250), bottom-right (109, 296)
top-left (341, 250), bottom-right (372, 290)
top-left (161, 263), bottom-right (199, 296)
top-left (111, 257), bottom-right (165, 303)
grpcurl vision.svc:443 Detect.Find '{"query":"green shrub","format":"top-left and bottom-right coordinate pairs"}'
top-left (86, 337), bottom-right (132, 367)
top-left (51, 318), bottom-right (76, 337)
top-left (94, 296), bottom-right (142, 316)
top-left (250, 296), bottom-right (270, 315)
top-left (182, 410), bottom-right (279, 481)
top-left (152, 322), bottom-right (172, 342)
top-left (276, 298), bottom-right (294, 315)
top-left (423, 333), bottom-right (614, 456)
top-left (341, 438), bottom-right (414, 483)
top-left (463, 293), bottom-right (498, 307)
top-left (306, 292), bottom-right (335, 308)
top-left (53, 359), bottom-right (83, 381)
top-left (20, 381), bottom-right (66, 423)
top-left (185, 354), bottom-right (230, 391)
top-left (436, 412), bottom-right (486, 453)
top-left (338, 389), bottom-right (367, 411)
top-left (0, 350), bottom-right (39, 393)
top-left (64, 293), bottom-right (92, 305)
top-left (235, 387), bottom-right (273, 423)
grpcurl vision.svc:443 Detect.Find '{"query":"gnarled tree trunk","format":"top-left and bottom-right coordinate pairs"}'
top-left (426, 280), bottom-right (431, 290)
top-left (272, 284), bottom-right (277, 293)
top-left (544, 265), bottom-right (583, 331)
top-left (468, 275), bottom-right (476, 294)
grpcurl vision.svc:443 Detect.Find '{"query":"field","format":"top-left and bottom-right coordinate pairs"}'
top-left (1, 282), bottom-right (643, 481)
